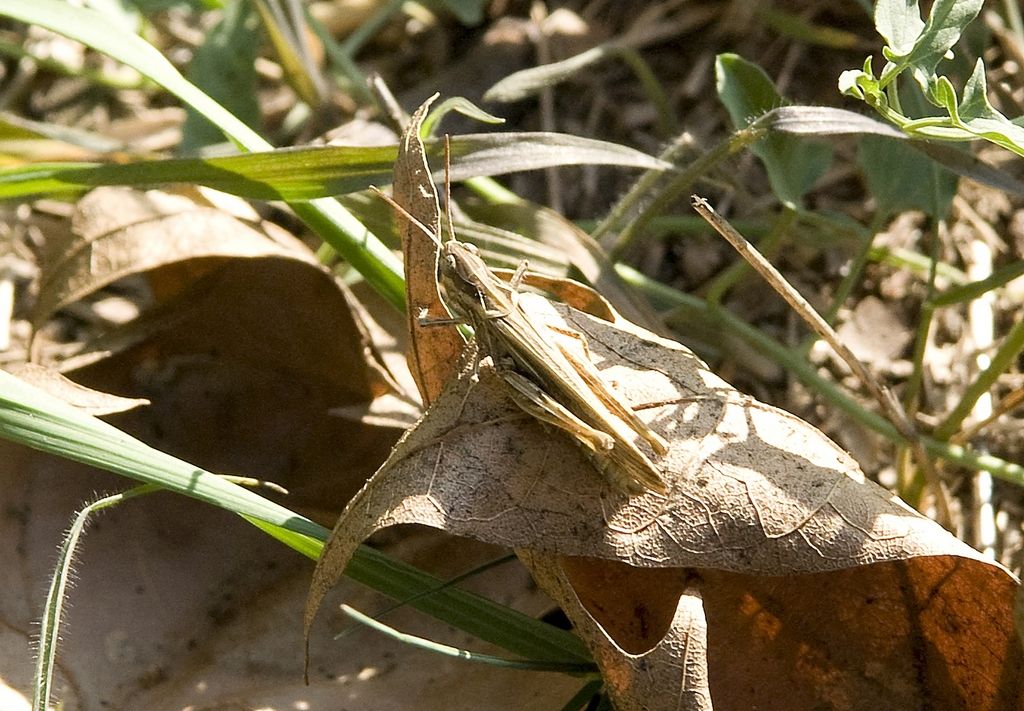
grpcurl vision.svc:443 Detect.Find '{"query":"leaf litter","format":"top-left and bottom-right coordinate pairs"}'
top-left (4, 3), bottom-right (1024, 709)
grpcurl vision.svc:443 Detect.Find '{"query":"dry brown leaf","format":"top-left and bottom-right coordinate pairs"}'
top-left (522, 551), bottom-right (714, 711)
top-left (32, 186), bottom-right (312, 329)
top-left (510, 269), bottom-right (620, 323)
top-left (306, 292), bottom-right (1023, 709)
top-left (27, 182), bottom-right (410, 522)
top-left (62, 257), bottom-right (402, 523)
top-left (836, 295), bottom-right (913, 368)
top-left (394, 98), bottom-right (465, 405)
top-left (5, 362), bottom-right (148, 415)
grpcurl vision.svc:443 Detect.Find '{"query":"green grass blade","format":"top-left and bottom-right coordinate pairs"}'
top-left (558, 679), bottom-right (605, 711)
top-left (0, 369), bottom-right (324, 535)
top-left (0, 133), bottom-right (672, 201)
top-left (339, 604), bottom-right (596, 673)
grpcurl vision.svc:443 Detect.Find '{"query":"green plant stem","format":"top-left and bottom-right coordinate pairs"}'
top-left (616, 264), bottom-right (1024, 486)
top-left (305, 11), bottom-right (373, 103)
top-left (614, 46), bottom-right (678, 137)
top-left (902, 298), bottom-right (933, 418)
top-left (872, 244), bottom-right (967, 283)
top-left (293, 199), bottom-right (406, 311)
top-left (0, 369), bottom-right (590, 666)
top-left (339, 0), bottom-right (405, 55)
top-left (824, 213), bottom-right (886, 323)
top-left (577, 214), bottom-right (769, 240)
top-left (591, 131), bottom-right (693, 247)
top-left (896, 219), bottom-right (945, 501)
top-left (34, 485), bottom-right (158, 711)
top-left (254, 0), bottom-right (322, 107)
top-left (465, 175), bottom-right (524, 205)
top-left (931, 259), bottom-right (1024, 307)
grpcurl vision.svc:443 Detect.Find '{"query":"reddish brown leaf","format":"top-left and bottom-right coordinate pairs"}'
top-left (393, 97), bottom-right (465, 406)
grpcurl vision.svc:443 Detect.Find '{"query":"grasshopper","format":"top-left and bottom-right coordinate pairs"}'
top-left (437, 238), bottom-right (670, 495)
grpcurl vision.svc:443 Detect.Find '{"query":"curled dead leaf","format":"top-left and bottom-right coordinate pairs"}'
top-left (6, 362), bottom-right (149, 415)
top-left (33, 186), bottom-right (312, 330)
top-left (393, 97), bottom-right (465, 406)
top-left (307, 293), bottom-right (1023, 710)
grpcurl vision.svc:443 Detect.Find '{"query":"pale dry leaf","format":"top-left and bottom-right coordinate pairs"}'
top-left (306, 291), bottom-right (1022, 709)
top-left (310, 293), bottom-right (962, 574)
top-left (521, 551), bottom-right (714, 711)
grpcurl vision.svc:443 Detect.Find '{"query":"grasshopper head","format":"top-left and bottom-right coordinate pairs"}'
top-left (442, 240), bottom-right (487, 287)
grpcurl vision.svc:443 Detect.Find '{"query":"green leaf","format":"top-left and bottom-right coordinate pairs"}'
top-left (421, 96), bottom-right (505, 137)
top-left (875, 0), bottom-right (925, 57)
top-left (880, 0), bottom-right (983, 74)
top-left (0, 132), bottom-right (672, 201)
top-left (485, 46), bottom-right (613, 103)
top-left (125, 0), bottom-right (213, 12)
top-left (958, 58), bottom-right (994, 121)
top-left (715, 53), bottom-right (780, 124)
top-left (911, 140), bottom-right (1024, 197)
top-left (757, 105), bottom-right (1024, 198)
top-left (930, 74), bottom-right (960, 119)
top-left (759, 105), bottom-right (905, 138)
top-left (839, 57), bottom-right (886, 106)
top-left (858, 134), bottom-right (958, 220)
top-left (715, 53), bottom-right (832, 206)
top-left (952, 59), bottom-right (1024, 157)
top-left (181, 0), bottom-right (261, 152)
top-left (878, 0), bottom-right (984, 99)
top-left (436, 0), bottom-right (489, 25)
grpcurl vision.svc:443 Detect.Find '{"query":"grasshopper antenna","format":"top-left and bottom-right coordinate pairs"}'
top-left (368, 185), bottom-right (442, 249)
top-left (443, 134), bottom-right (457, 244)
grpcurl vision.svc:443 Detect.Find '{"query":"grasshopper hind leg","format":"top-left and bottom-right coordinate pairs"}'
top-left (494, 367), bottom-right (615, 454)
